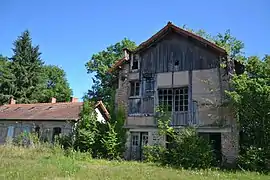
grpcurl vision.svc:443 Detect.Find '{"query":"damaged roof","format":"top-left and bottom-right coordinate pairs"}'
top-left (109, 21), bottom-right (226, 72)
top-left (0, 101), bottom-right (110, 121)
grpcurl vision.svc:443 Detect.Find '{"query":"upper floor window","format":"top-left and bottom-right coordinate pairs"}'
top-left (132, 55), bottom-right (139, 70)
top-left (130, 81), bottom-right (140, 96)
top-left (158, 87), bottom-right (188, 112)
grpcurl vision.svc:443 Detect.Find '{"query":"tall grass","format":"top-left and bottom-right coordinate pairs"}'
top-left (0, 145), bottom-right (269, 180)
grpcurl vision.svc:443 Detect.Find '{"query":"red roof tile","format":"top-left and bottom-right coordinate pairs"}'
top-left (0, 101), bottom-right (110, 121)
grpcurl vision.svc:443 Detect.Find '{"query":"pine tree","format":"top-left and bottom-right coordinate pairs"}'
top-left (10, 30), bottom-right (44, 103)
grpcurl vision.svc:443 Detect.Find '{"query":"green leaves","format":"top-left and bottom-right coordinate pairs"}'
top-left (38, 65), bottom-right (72, 103)
top-left (0, 30), bottom-right (72, 104)
top-left (85, 38), bottom-right (136, 105)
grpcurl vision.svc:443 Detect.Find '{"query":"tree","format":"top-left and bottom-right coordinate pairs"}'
top-left (85, 38), bottom-right (136, 105)
top-left (227, 55), bottom-right (270, 171)
top-left (0, 55), bottom-right (15, 105)
top-left (38, 65), bottom-right (72, 103)
top-left (10, 30), bottom-right (44, 103)
top-left (74, 100), bottom-right (98, 152)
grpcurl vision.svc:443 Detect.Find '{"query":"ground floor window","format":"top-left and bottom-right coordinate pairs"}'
top-left (7, 126), bottom-right (14, 139)
top-left (52, 127), bottom-right (61, 142)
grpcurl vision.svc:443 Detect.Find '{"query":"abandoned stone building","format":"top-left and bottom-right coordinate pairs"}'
top-left (109, 22), bottom-right (238, 164)
top-left (0, 97), bottom-right (110, 144)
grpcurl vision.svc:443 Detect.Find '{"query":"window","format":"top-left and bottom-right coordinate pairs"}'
top-left (158, 89), bottom-right (173, 111)
top-left (130, 81), bottom-right (140, 96)
top-left (158, 87), bottom-right (189, 112)
top-left (144, 79), bottom-right (154, 95)
top-left (7, 126), bottom-right (14, 138)
top-left (175, 87), bottom-right (188, 112)
top-left (35, 126), bottom-right (40, 138)
top-left (132, 134), bottom-right (139, 146)
top-left (141, 132), bottom-right (148, 146)
top-left (132, 55), bottom-right (139, 70)
top-left (129, 99), bottom-right (141, 114)
top-left (23, 126), bottom-right (30, 134)
top-left (52, 127), bottom-right (61, 142)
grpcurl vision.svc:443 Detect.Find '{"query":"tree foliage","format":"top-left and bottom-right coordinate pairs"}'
top-left (74, 100), bottom-right (98, 152)
top-left (227, 55), bottom-right (270, 171)
top-left (9, 30), bottom-right (44, 103)
top-left (0, 30), bottom-right (72, 104)
top-left (0, 55), bottom-right (15, 105)
top-left (38, 65), bottom-right (72, 103)
top-left (85, 38), bottom-right (136, 105)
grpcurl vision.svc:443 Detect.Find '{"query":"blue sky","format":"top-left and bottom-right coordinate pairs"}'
top-left (1, 0), bottom-right (269, 100)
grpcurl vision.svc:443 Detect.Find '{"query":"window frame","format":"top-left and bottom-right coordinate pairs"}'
top-left (130, 81), bottom-right (140, 97)
top-left (131, 54), bottom-right (139, 71)
top-left (158, 87), bottom-right (189, 112)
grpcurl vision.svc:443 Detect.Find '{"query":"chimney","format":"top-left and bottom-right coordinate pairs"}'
top-left (9, 97), bottom-right (16, 105)
top-left (70, 97), bottom-right (78, 103)
top-left (51, 97), bottom-right (56, 103)
top-left (123, 48), bottom-right (130, 60)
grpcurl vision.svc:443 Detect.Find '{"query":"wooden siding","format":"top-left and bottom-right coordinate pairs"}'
top-left (125, 31), bottom-right (225, 127)
top-left (140, 33), bottom-right (219, 74)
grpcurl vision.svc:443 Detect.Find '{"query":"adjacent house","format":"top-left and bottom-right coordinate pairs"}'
top-left (0, 97), bottom-right (110, 144)
top-left (110, 22), bottom-right (238, 164)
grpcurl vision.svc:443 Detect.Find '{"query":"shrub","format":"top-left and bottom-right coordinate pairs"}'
top-left (13, 132), bottom-right (40, 147)
top-left (144, 128), bottom-right (214, 169)
top-left (238, 146), bottom-right (270, 172)
top-left (143, 145), bottom-right (166, 163)
top-left (167, 128), bottom-right (214, 169)
top-left (56, 133), bottom-right (74, 149)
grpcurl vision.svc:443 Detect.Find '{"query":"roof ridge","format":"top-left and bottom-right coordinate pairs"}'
top-left (2, 102), bottom-right (83, 106)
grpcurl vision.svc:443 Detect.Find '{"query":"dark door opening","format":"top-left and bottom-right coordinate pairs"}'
top-left (199, 132), bottom-right (222, 164)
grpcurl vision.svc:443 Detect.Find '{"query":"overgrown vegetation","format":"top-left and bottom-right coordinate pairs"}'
top-left (57, 99), bottom-right (126, 160)
top-left (0, 30), bottom-right (72, 105)
top-left (144, 107), bottom-right (214, 169)
top-left (1, 145), bottom-right (268, 180)
top-left (227, 55), bottom-right (270, 172)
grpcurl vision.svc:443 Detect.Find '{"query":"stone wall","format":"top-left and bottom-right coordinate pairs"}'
top-left (0, 120), bottom-right (74, 144)
top-left (115, 63), bottom-right (130, 117)
top-left (221, 112), bottom-right (239, 166)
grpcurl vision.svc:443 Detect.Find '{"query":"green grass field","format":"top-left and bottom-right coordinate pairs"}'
top-left (0, 145), bottom-right (268, 180)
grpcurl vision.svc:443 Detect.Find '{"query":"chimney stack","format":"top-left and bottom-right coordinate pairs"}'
top-left (51, 97), bottom-right (56, 103)
top-left (70, 97), bottom-right (78, 103)
top-left (123, 48), bottom-right (130, 60)
top-left (9, 97), bottom-right (16, 105)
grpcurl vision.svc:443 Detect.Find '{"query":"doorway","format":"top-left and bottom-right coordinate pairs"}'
top-left (130, 132), bottom-right (149, 160)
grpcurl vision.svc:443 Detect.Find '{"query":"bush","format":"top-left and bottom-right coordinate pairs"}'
top-left (13, 132), bottom-right (40, 147)
top-left (144, 128), bottom-right (214, 169)
top-left (143, 145), bottom-right (166, 163)
top-left (56, 133), bottom-right (74, 149)
top-left (238, 146), bottom-right (270, 172)
top-left (167, 128), bottom-right (214, 169)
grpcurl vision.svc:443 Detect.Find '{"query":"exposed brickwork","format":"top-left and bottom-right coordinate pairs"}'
top-left (115, 63), bottom-right (130, 117)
